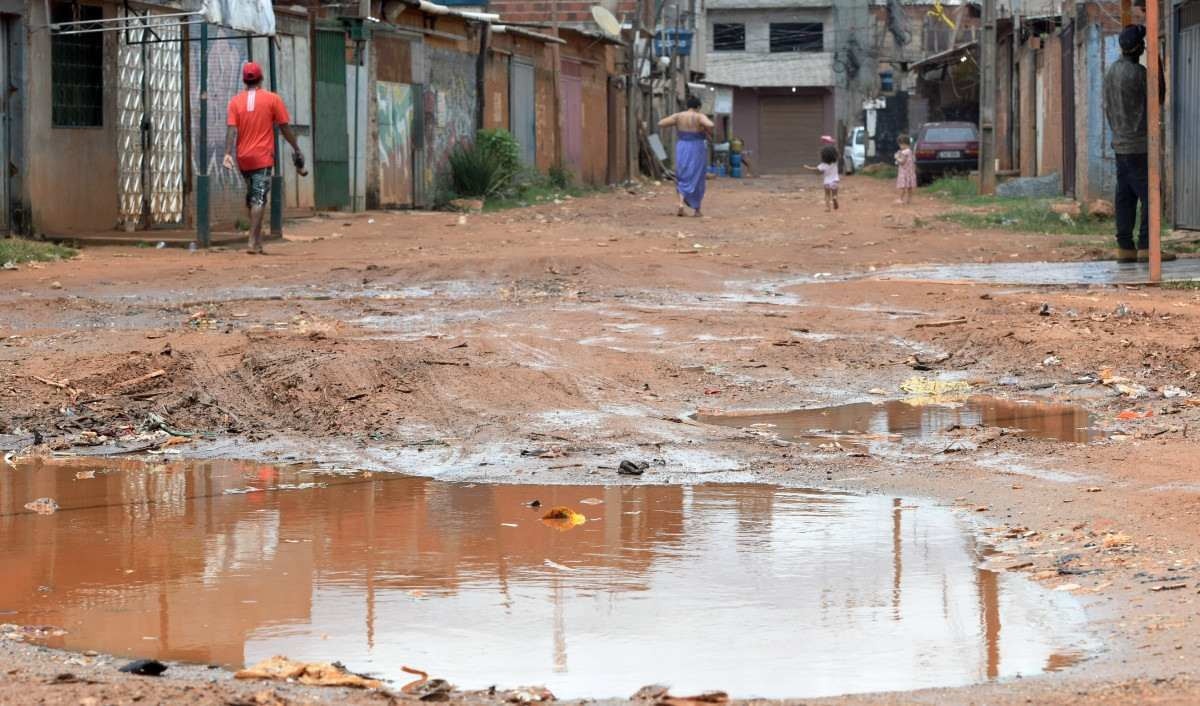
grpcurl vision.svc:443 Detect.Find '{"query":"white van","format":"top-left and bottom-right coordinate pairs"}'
top-left (843, 127), bottom-right (866, 174)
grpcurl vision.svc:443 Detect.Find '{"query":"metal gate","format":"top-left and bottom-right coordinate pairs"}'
top-left (314, 27), bottom-right (350, 209)
top-left (758, 95), bottom-right (823, 173)
top-left (510, 59), bottom-right (536, 165)
top-left (560, 64), bottom-right (583, 176)
top-left (117, 12), bottom-right (184, 229)
top-left (1176, 3), bottom-right (1200, 229)
top-left (376, 81), bottom-right (414, 207)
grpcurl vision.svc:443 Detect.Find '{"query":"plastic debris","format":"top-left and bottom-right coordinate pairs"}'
top-left (24, 498), bottom-right (59, 515)
top-left (899, 376), bottom-right (971, 397)
top-left (505, 686), bottom-right (556, 703)
top-left (119, 659), bottom-right (168, 677)
top-left (619, 460), bottom-right (649, 476)
top-left (541, 506), bottom-right (586, 531)
top-left (1162, 386), bottom-right (1190, 399)
top-left (235, 656), bottom-right (381, 689)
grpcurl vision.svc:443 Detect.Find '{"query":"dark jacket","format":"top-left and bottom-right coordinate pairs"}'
top-left (1103, 55), bottom-right (1147, 154)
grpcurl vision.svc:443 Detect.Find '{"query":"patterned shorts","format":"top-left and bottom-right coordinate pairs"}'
top-left (242, 168), bottom-right (272, 208)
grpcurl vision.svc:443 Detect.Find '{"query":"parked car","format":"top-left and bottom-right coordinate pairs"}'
top-left (914, 122), bottom-right (979, 183)
top-left (843, 126), bottom-right (866, 174)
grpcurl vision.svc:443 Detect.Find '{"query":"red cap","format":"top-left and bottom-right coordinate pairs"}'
top-left (242, 61), bottom-right (263, 83)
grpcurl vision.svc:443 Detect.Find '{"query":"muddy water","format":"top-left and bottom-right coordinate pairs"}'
top-left (696, 396), bottom-right (1097, 446)
top-left (874, 258), bottom-right (1200, 285)
top-left (1, 459), bottom-right (1090, 699)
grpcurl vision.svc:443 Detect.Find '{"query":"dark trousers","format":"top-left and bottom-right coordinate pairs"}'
top-left (1114, 152), bottom-right (1149, 251)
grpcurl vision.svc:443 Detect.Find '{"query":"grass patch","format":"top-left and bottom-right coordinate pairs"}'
top-left (0, 238), bottom-right (76, 264)
top-left (1164, 280), bottom-right (1200, 290)
top-left (929, 176), bottom-right (1111, 235)
top-left (483, 184), bottom-right (586, 212)
top-left (940, 202), bottom-right (1112, 236)
top-left (860, 164), bottom-right (897, 180)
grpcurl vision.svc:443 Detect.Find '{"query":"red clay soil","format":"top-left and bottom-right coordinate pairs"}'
top-left (3, 175), bottom-right (1200, 704)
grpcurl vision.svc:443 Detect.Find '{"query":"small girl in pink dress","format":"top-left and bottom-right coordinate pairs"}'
top-left (894, 135), bottom-right (917, 204)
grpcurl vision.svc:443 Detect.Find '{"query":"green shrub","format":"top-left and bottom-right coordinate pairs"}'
top-left (448, 129), bottom-right (522, 198)
top-left (0, 238), bottom-right (76, 264)
top-left (548, 164), bottom-right (574, 190)
top-left (476, 129), bottom-right (521, 181)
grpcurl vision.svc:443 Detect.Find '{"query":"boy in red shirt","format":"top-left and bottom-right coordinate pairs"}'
top-left (223, 61), bottom-right (305, 254)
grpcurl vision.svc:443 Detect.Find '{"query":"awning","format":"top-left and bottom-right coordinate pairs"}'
top-left (909, 40), bottom-right (978, 71)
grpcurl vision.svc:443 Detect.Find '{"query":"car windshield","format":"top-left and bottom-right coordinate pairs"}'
top-left (855, 131), bottom-right (865, 145)
top-left (922, 127), bottom-right (977, 142)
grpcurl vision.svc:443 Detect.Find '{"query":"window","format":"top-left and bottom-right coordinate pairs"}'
top-left (712, 23), bottom-right (745, 51)
top-left (769, 22), bottom-right (823, 53)
top-left (922, 126), bottom-right (979, 142)
top-left (51, 2), bottom-right (104, 127)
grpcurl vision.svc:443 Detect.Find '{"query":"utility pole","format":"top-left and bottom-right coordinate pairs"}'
top-left (979, 0), bottom-right (997, 194)
top-left (1147, 0), bottom-right (1162, 281)
top-left (626, 0), bottom-right (642, 181)
top-left (551, 0), bottom-right (565, 169)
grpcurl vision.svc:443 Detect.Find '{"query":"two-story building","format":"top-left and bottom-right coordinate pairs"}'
top-left (703, 0), bottom-right (842, 173)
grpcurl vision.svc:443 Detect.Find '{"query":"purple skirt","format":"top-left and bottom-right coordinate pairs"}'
top-left (675, 131), bottom-right (708, 210)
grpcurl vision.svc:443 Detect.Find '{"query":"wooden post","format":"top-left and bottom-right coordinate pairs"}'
top-left (979, 0), bottom-right (997, 194)
top-left (626, 0), bottom-right (642, 181)
top-left (475, 23), bottom-right (490, 131)
top-left (551, 0), bottom-right (565, 169)
top-left (1147, 0), bottom-right (1161, 281)
top-left (1121, 0), bottom-right (1132, 26)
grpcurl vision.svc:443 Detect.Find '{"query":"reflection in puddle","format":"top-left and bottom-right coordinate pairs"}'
top-left (695, 396), bottom-right (1098, 445)
top-left (1, 459), bottom-right (1090, 699)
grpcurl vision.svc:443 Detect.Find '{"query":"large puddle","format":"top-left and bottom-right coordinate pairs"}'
top-left (2, 458), bottom-right (1091, 699)
top-left (695, 396), bottom-right (1098, 446)
top-left (874, 258), bottom-right (1200, 285)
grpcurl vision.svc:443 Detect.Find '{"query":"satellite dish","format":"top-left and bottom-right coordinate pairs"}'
top-left (591, 5), bottom-right (621, 37)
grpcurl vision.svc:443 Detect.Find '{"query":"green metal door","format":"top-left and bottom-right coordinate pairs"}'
top-left (314, 28), bottom-right (349, 209)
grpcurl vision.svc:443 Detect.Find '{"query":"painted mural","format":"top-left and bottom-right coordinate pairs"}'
top-left (423, 47), bottom-right (478, 199)
top-left (376, 81), bottom-right (414, 207)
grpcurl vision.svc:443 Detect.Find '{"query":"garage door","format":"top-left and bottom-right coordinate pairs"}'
top-left (758, 96), bottom-right (824, 174)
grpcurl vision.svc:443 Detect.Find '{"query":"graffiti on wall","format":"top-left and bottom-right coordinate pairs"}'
top-left (376, 81), bottom-right (414, 207)
top-left (423, 47), bottom-right (477, 197)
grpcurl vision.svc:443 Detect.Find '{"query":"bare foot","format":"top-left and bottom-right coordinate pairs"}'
top-left (693, 210), bottom-right (702, 218)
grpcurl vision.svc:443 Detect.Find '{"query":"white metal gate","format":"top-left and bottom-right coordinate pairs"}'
top-left (1176, 4), bottom-right (1200, 229)
top-left (118, 13), bottom-right (184, 229)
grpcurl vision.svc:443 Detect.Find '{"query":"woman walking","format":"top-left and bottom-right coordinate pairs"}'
top-left (658, 95), bottom-right (714, 217)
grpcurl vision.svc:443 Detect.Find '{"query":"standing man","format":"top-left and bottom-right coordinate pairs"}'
top-left (223, 61), bottom-right (305, 254)
top-left (1102, 25), bottom-right (1173, 264)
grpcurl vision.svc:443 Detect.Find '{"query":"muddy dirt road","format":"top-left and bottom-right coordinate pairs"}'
top-left (3, 175), bottom-right (1200, 704)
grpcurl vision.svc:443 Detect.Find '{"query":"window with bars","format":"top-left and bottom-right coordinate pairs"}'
top-left (769, 22), bottom-right (823, 53)
top-left (712, 23), bottom-right (745, 51)
top-left (51, 2), bottom-right (104, 127)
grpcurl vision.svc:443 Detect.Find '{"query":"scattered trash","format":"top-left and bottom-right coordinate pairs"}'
top-left (618, 460), bottom-right (649, 476)
top-left (578, 497), bottom-right (604, 505)
top-left (1113, 303), bottom-right (1133, 319)
top-left (1, 261), bottom-right (17, 271)
top-left (655, 691), bottom-right (730, 706)
top-left (1085, 487), bottom-right (1103, 493)
top-left (1162, 386), bottom-right (1190, 399)
top-left (1114, 383), bottom-right (1148, 399)
top-left (235, 656), bottom-right (382, 689)
top-left (119, 659), bottom-right (168, 677)
top-left (1116, 409), bottom-right (1153, 420)
top-left (543, 559), bottom-right (574, 571)
top-left (1, 624), bottom-right (68, 642)
top-left (1150, 583), bottom-right (1188, 592)
top-left (913, 318), bottom-right (968, 329)
top-left (868, 388), bottom-right (888, 395)
top-left (155, 241), bottom-right (167, 249)
top-left (1054, 583), bottom-right (1081, 592)
top-left (524, 499), bottom-right (542, 508)
top-left (899, 376), bottom-right (970, 397)
top-left (1101, 532), bottom-right (1132, 549)
top-left (1042, 355), bottom-right (1062, 367)
top-left (1038, 303), bottom-right (1051, 316)
top-left (74, 470), bottom-right (96, 480)
top-left (24, 498), bottom-right (59, 515)
top-left (541, 506), bottom-right (586, 530)
top-left (400, 665), bottom-right (452, 701)
top-left (505, 686), bottom-right (555, 703)
top-left (49, 281), bottom-right (63, 290)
